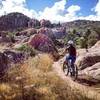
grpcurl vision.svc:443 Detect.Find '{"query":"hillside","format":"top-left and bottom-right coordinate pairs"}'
top-left (62, 20), bottom-right (100, 31)
top-left (0, 12), bottom-right (30, 31)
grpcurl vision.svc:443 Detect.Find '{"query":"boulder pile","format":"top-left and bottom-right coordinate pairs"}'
top-left (76, 41), bottom-right (100, 83)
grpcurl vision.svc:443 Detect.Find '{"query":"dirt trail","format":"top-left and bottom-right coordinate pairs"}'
top-left (52, 58), bottom-right (100, 100)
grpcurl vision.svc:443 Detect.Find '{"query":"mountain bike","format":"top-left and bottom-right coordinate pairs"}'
top-left (63, 59), bottom-right (78, 80)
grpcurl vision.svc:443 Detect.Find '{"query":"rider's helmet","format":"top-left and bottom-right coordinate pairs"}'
top-left (68, 40), bottom-right (74, 45)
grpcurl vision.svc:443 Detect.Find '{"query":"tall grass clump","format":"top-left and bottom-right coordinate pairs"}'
top-left (0, 54), bottom-right (97, 100)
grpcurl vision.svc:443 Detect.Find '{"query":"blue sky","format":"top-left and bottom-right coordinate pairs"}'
top-left (66, 0), bottom-right (98, 16)
top-left (0, 0), bottom-right (100, 22)
top-left (27, 0), bottom-right (98, 16)
top-left (27, 0), bottom-right (58, 11)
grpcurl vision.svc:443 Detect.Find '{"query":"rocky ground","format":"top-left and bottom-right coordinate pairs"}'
top-left (53, 59), bottom-right (100, 100)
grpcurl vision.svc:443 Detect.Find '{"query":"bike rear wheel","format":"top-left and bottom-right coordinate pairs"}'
top-left (71, 64), bottom-right (78, 81)
top-left (74, 64), bottom-right (78, 80)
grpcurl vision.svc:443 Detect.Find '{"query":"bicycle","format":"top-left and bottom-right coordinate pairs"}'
top-left (63, 59), bottom-right (78, 80)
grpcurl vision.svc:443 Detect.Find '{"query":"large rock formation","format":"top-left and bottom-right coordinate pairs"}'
top-left (80, 62), bottom-right (100, 81)
top-left (0, 12), bottom-right (30, 31)
top-left (40, 19), bottom-right (51, 27)
top-left (52, 27), bottom-right (66, 39)
top-left (76, 41), bottom-right (100, 70)
top-left (28, 33), bottom-right (57, 53)
top-left (3, 50), bottom-right (25, 64)
top-left (28, 19), bottom-right (40, 28)
top-left (38, 28), bottom-right (55, 40)
top-left (0, 49), bottom-right (26, 78)
top-left (76, 52), bottom-right (100, 70)
top-left (76, 41), bottom-right (100, 84)
top-left (28, 33), bottom-right (59, 60)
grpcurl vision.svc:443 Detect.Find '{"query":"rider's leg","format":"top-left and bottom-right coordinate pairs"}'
top-left (71, 56), bottom-right (76, 65)
top-left (65, 55), bottom-right (69, 66)
top-left (70, 56), bottom-right (76, 76)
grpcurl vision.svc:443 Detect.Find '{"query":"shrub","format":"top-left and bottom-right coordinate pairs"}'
top-left (88, 32), bottom-right (98, 47)
top-left (16, 44), bottom-right (36, 56)
top-left (7, 32), bottom-right (16, 43)
top-left (78, 37), bottom-right (88, 48)
top-left (1, 54), bottom-right (97, 100)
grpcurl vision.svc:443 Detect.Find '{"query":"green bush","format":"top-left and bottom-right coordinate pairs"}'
top-left (87, 32), bottom-right (98, 47)
top-left (16, 44), bottom-right (36, 56)
top-left (8, 32), bottom-right (16, 43)
top-left (77, 37), bottom-right (88, 48)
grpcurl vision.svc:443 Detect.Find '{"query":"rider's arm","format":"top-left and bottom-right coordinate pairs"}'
top-left (61, 48), bottom-right (68, 57)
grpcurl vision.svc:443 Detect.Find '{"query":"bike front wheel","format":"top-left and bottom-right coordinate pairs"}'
top-left (63, 61), bottom-right (69, 76)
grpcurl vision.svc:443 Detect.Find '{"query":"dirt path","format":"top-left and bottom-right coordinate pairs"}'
top-left (52, 58), bottom-right (100, 100)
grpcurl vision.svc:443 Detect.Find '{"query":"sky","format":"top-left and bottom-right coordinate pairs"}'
top-left (0, 0), bottom-right (100, 22)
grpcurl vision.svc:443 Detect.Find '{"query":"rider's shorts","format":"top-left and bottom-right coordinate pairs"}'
top-left (66, 55), bottom-right (76, 64)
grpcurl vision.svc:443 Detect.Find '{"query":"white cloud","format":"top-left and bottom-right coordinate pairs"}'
top-left (94, 0), bottom-right (100, 15)
top-left (67, 5), bottom-right (80, 14)
top-left (63, 5), bottom-right (80, 22)
top-left (0, 0), bottom-right (38, 18)
top-left (0, 0), bottom-right (80, 22)
top-left (79, 0), bottom-right (100, 21)
top-left (38, 0), bottom-right (81, 22)
top-left (38, 0), bottom-right (100, 22)
top-left (0, 0), bottom-right (100, 22)
top-left (38, 0), bottom-right (66, 22)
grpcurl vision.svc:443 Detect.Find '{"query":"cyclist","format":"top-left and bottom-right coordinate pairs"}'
top-left (64, 40), bottom-right (76, 75)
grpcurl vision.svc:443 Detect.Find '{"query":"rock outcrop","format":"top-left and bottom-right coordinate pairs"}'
top-left (76, 41), bottom-right (100, 70)
top-left (76, 52), bottom-right (100, 70)
top-left (52, 27), bottom-right (66, 39)
top-left (28, 19), bottom-right (40, 28)
top-left (80, 62), bottom-right (100, 81)
top-left (76, 41), bottom-right (100, 84)
top-left (28, 33), bottom-right (59, 60)
top-left (3, 50), bottom-right (25, 64)
top-left (0, 52), bottom-right (9, 78)
top-left (16, 28), bottom-right (37, 36)
top-left (38, 28), bottom-right (55, 40)
top-left (0, 12), bottom-right (30, 31)
top-left (40, 19), bottom-right (51, 27)
top-left (28, 33), bottom-right (57, 53)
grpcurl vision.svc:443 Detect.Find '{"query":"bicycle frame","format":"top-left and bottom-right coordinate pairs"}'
top-left (68, 59), bottom-right (73, 73)
top-left (63, 59), bottom-right (78, 80)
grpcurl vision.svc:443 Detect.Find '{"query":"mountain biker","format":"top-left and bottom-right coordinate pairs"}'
top-left (64, 40), bottom-right (76, 72)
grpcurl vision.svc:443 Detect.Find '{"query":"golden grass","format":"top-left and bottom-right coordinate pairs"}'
top-left (0, 53), bottom-right (96, 100)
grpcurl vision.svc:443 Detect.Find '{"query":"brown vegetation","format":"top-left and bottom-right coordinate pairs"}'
top-left (0, 54), bottom-right (94, 100)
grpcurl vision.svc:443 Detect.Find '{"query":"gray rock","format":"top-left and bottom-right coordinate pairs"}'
top-left (0, 52), bottom-right (9, 78)
top-left (80, 62), bottom-right (100, 81)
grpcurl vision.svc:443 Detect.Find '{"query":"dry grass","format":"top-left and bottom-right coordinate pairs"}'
top-left (0, 53), bottom-right (95, 100)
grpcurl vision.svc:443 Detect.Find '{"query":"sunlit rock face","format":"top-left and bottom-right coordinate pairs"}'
top-left (76, 41), bottom-right (100, 83)
top-left (28, 33), bottom-right (57, 53)
top-left (76, 41), bottom-right (100, 70)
